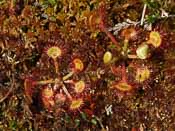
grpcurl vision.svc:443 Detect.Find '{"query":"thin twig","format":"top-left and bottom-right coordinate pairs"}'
top-left (62, 71), bottom-right (74, 81)
top-left (36, 79), bottom-right (56, 85)
top-left (141, 4), bottom-right (147, 26)
top-left (62, 84), bottom-right (72, 100)
top-left (94, 116), bottom-right (105, 129)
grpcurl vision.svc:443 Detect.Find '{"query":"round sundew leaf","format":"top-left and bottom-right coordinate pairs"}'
top-left (70, 99), bottom-right (83, 110)
top-left (136, 68), bottom-right (150, 82)
top-left (88, 12), bottom-right (101, 31)
top-left (103, 51), bottom-right (112, 64)
top-left (113, 82), bottom-right (132, 92)
top-left (42, 87), bottom-right (54, 98)
top-left (74, 80), bottom-right (85, 93)
top-left (136, 44), bottom-right (149, 59)
top-left (73, 58), bottom-right (84, 72)
top-left (121, 27), bottom-right (137, 40)
top-left (148, 31), bottom-right (162, 47)
top-left (47, 46), bottom-right (62, 59)
top-left (41, 87), bottom-right (55, 109)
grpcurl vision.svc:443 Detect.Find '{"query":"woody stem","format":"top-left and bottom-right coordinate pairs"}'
top-left (99, 22), bottom-right (120, 49)
top-left (98, 3), bottom-right (120, 49)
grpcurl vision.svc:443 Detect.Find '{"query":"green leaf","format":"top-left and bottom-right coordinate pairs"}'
top-left (143, 0), bottom-right (160, 9)
top-left (42, 0), bottom-right (56, 7)
top-left (64, 114), bottom-right (71, 123)
top-left (108, 44), bottom-right (117, 49)
top-left (146, 13), bottom-right (160, 24)
top-left (136, 44), bottom-right (149, 59)
top-left (80, 112), bottom-right (87, 120)
top-left (91, 119), bottom-right (97, 125)
top-left (48, 0), bottom-right (56, 6)
top-left (103, 51), bottom-right (112, 64)
top-left (9, 120), bottom-right (17, 130)
top-left (74, 119), bottom-right (80, 127)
